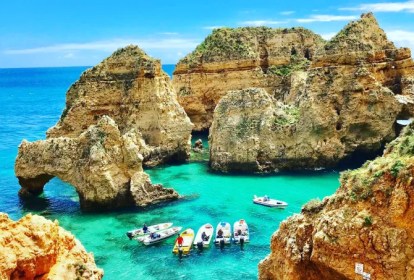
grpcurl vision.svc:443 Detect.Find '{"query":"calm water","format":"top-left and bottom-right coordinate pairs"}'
top-left (0, 66), bottom-right (339, 279)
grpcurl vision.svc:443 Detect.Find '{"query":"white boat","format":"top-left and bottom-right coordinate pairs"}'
top-left (172, 228), bottom-right (195, 255)
top-left (193, 223), bottom-right (214, 248)
top-left (126, 222), bottom-right (173, 240)
top-left (142, 226), bottom-right (182, 245)
top-left (233, 219), bottom-right (249, 243)
top-left (253, 195), bottom-right (288, 208)
top-left (214, 222), bottom-right (232, 245)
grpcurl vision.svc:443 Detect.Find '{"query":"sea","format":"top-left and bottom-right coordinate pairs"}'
top-left (0, 65), bottom-right (340, 279)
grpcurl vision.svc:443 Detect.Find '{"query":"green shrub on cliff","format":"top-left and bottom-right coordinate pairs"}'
top-left (341, 123), bottom-right (414, 202)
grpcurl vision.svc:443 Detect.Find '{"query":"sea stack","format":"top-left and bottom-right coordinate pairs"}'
top-left (0, 213), bottom-right (103, 279)
top-left (15, 45), bottom-right (192, 211)
top-left (209, 13), bottom-right (414, 172)
top-left (258, 122), bottom-right (414, 280)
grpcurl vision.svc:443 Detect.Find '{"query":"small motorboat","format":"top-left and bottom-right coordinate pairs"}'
top-left (233, 219), bottom-right (249, 244)
top-left (214, 222), bottom-right (232, 245)
top-left (142, 226), bottom-right (182, 245)
top-left (193, 223), bottom-right (214, 248)
top-left (253, 195), bottom-right (288, 208)
top-left (126, 222), bottom-right (173, 240)
top-left (172, 228), bottom-right (195, 256)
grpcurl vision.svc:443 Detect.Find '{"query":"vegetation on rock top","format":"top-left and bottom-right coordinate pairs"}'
top-left (178, 26), bottom-right (324, 66)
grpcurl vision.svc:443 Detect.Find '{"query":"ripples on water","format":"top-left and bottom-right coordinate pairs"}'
top-left (0, 66), bottom-right (339, 279)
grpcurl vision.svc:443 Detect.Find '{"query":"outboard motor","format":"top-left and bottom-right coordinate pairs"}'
top-left (240, 237), bottom-right (245, 249)
top-left (197, 241), bottom-right (204, 251)
top-left (126, 232), bottom-right (133, 240)
top-left (220, 239), bottom-right (225, 250)
top-left (178, 246), bottom-right (183, 259)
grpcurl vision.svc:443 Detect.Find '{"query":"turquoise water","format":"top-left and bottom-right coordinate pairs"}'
top-left (0, 66), bottom-right (340, 279)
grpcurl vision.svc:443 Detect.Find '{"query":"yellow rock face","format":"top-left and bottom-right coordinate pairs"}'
top-left (14, 45), bottom-right (187, 211)
top-left (258, 123), bottom-right (414, 280)
top-left (209, 13), bottom-right (414, 172)
top-left (0, 213), bottom-right (103, 280)
top-left (15, 116), bottom-right (179, 211)
top-left (173, 26), bottom-right (325, 131)
top-left (48, 45), bottom-right (193, 166)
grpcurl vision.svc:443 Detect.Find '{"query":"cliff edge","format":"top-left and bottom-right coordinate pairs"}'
top-left (258, 122), bottom-right (414, 280)
top-left (0, 213), bottom-right (103, 280)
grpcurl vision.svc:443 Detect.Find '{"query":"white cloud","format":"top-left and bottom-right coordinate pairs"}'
top-left (4, 38), bottom-right (199, 55)
top-left (320, 32), bottom-right (337, 40)
top-left (280, 11), bottom-right (295, 16)
top-left (239, 20), bottom-right (287, 26)
top-left (296, 15), bottom-right (358, 23)
top-left (341, 1), bottom-right (414, 12)
top-left (386, 29), bottom-right (414, 50)
top-left (203, 26), bottom-right (224, 30)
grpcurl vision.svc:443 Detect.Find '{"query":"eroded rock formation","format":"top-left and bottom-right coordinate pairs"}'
top-left (258, 122), bottom-right (414, 280)
top-left (173, 27), bottom-right (324, 131)
top-left (0, 213), bottom-right (103, 280)
top-left (15, 116), bottom-right (178, 211)
top-left (209, 13), bottom-right (414, 172)
top-left (48, 45), bottom-right (193, 166)
top-left (15, 46), bottom-right (188, 210)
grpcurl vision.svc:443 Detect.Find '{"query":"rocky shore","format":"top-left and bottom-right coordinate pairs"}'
top-left (0, 213), bottom-right (103, 279)
top-left (258, 122), bottom-right (414, 280)
top-left (207, 13), bottom-right (414, 172)
top-left (15, 46), bottom-right (191, 211)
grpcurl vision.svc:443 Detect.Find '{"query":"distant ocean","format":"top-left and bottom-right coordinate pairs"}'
top-left (0, 65), bottom-right (339, 279)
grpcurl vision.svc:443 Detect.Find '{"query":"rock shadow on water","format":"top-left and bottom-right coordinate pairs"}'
top-left (18, 194), bottom-right (79, 215)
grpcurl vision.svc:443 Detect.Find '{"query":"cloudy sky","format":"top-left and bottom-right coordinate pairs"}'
top-left (1, 0), bottom-right (414, 68)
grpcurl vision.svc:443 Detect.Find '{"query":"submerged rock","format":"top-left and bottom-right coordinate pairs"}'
top-left (258, 122), bottom-right (414, 280)
top-left (173, 26), bottom-right (324, 131)
top-left (192, 139), bottom-right (203, 153)
top-left (209, 13), bottom-right (414, 172)
top-left (0, 213), bottom-right (103, 279)
top-left (15, 46), bottom-right (187, 210)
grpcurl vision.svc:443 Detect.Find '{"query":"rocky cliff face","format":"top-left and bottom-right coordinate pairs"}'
top-left (48, 45), bottom-right (193, 166)
top-left (0, 213), bottom-right (103, 280)
top-left (15, 46), bottom-right (187, 210)
top-left (173, 27), bottom-right (324, 131)
top-left (258, 123), bottom-right (414, 280)
top-left (15, 116), bottom-right (178, 211)
top-left (209, 13), bottom-right (414, 172)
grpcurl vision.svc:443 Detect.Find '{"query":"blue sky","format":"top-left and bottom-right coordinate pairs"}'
top-left (1, 0), bottom-right (414, 68)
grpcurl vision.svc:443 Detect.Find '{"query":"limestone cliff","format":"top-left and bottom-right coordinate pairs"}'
top-left (15, 116), bottom-right (178, 211)
top-left (0, 213), bottom-right (103, 280)
top-left (15, 45), bottom-right (188, 210)
top-left (209, 13), bottom-right (414, 172)
top-left (258, 122), bottom-right (414, 280)
top-left (48, 45), bottom-right (193, 166)
top-left (173, 26), bottom-right (324, 131)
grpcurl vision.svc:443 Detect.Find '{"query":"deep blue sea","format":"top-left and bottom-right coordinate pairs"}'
top-left (0, 65), bottom-right (339, 279)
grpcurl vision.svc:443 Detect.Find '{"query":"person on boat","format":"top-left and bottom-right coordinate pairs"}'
top-left (176, 234), bottom-right (184, 247)
top-left (150, 232), bottom-right (156, 239)
top-left (237, 229), bottom-right (242, 236)
top-left (217, 229), bottom-right (223, 238)
top-left (201, 231), bottom-right (208, 241)
top-left (143, 224), bottom-right (148, 233)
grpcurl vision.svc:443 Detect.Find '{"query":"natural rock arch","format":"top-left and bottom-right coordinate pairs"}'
top-left (15, 116), bottom-right (178, 211)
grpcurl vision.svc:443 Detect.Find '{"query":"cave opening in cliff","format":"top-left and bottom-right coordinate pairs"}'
top-left (394, 107), bottom-right (413, 137)
top-left (336, 144), bottom-right (385, 171)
